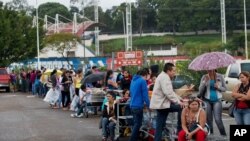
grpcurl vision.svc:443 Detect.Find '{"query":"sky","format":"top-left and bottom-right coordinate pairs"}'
top-left (1, 0), bottom-right (136, 11)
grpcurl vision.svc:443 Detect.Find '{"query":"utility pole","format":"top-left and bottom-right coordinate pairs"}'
top-left (126, 0), bottom-right (132, 51)
top-left (81, 0), bottom-right (86, 62)
top-left (36, 0), bottom-right (40, 69)
top-left (220, 0), bottom-right (227, 46)
top-left (94, 0), bottom-right (99, 56)
top-left (244, 0), bottom-right (248, 59)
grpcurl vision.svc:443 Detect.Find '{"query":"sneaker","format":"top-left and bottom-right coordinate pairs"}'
top-left (88, 110), bottom-right (94, 114)
top-left (77, 113), bottom-right (84, 118)
top-left (70, 113), bottom-right (77, 118)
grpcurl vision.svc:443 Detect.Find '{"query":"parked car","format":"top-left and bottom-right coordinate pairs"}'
top-left (0, 68), bottom-right (11, 92)
top-left (223, 60), bottom-right (250, 103)
top-left (172, 74), bottom-right (195, 89)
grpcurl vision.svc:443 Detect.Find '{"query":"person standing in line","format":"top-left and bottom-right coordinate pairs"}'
top-left (198, 69), bottom-right (227, 137)
top-left (129, 68), bottom-right (150, 141)
top-left (10, 70), bottom-right (17, 92)
top-left (61, 70), bottom-right (73, 110)
top-left (120, 70), bottom-right (131, 90)
top-left (74, 69), bottom-right (83, 97)
top-left (20, 68), bottom-right (27, 92)
top-left (105, 70), bottom-right (118, 90)
top-left (231, 71), bottom-right (250, 125)
top-left (150, 63), bottom-right (185, 141)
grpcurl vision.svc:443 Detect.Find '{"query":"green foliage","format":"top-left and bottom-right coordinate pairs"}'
top-left (174, 34), bottom-right (221, 43)
top-left (38, 2), bottom-right (71, 23)
top-left (224, 33), bottom-right (250, 57)
top-left (125, 66), bottom-right (141, 75)
top-left (101, 36), bottom-right (176, 54)
top-left (45, 33), bottom-right (80, 68)
top-left (6, 0), bottom-right (31, 12)
top-left (0, 7), bottom-right (45, 67)
top-left (175, 61), bottom-right (205, 90)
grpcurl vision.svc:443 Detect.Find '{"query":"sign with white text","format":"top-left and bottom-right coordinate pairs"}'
top-left (230, 125), bottom-right (250, 141)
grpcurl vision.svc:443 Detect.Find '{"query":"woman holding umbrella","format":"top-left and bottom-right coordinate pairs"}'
top-left (199, 70), bottom-right (227, 137)
top-left (189, 52), bottom-right (236, 139)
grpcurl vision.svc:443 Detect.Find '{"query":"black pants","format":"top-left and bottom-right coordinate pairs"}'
top-left (61, 91), bottom-right (70, 108)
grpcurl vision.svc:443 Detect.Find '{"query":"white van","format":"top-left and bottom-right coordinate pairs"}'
top-left (223, 60), bottom-right (250, 102)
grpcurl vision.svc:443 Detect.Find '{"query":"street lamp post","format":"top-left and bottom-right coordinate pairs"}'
top-left (244, 0), bottom-right (248, 59)
top-left (118, 10), bottom-right (126, 51)
top-left (36, 0), bottom-right (40, 69)
top-left (122, 11), bottom-right (126, 51)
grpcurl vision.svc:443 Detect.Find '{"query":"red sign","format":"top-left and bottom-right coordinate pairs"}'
top-left (117, 51), bottom-right (143, 59)
top-left (115, 58), bottom-right (143, 66)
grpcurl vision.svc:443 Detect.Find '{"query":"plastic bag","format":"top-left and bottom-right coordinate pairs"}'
top-left (43, 88), bottom-right (60, 105)
top-left (70, 95), bottom-right (80, 111)
top-left (70, 84), bottom-right (75, 100)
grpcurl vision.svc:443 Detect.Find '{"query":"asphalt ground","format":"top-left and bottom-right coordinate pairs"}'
top-left (0, 92), bottom-right (234, 141)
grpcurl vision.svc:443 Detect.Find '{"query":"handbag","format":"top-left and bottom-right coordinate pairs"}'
top-left (198, 86), bottom-right (206, 99)
top-left (188, 108), bottom-right (210, 135)
top-left (228, 100), bottom-right (235, 117)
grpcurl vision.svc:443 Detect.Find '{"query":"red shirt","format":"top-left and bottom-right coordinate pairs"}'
top-left (236, 101), bottom-right (249, 109)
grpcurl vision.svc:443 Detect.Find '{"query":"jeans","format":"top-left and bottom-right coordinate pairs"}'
top-left (61, 91), bottom-right (70, 108)
top-left (32, 83), bottom-right (35, 95)
top-left (205, 100), bottom-right (226, 135)
top-left (21, 79), bottom-right (27, 92)
top-left (76, 102), bottom-right (92, 116)
top-left (102, 117), bottom-right (116, 140)
top-left (129, 107), bottom-right (143, 141)
top-left (154, 103), bottom-right (182, 141)
top-left (234, 108), bottom-right (250, 125)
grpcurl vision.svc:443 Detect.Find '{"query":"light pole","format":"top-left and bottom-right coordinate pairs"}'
top-left (244, 0), bottom-right (248, 59)
top-left (122, 11), bottom-right (126, 51)
top-left (36, 0), bottom-right (40, 69)
top-left (118, 10), bottom-right (126, 51)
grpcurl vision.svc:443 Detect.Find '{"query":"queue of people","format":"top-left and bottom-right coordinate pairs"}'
top-left (9, 61), bottom-right (249, 141)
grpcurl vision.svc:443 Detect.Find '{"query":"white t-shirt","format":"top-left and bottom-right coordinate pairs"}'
top-left (79, 89), bottom-right (92, 103)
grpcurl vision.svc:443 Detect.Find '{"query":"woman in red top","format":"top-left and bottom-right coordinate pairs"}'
top-left (231, 71), bottom-right (250, 125)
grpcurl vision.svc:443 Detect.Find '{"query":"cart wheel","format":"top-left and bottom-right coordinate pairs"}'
top-left (83, 108), bottom-right (88, 118)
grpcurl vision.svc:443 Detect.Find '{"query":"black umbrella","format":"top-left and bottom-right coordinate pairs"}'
top-left (81, 72), bottom-right (106, 84)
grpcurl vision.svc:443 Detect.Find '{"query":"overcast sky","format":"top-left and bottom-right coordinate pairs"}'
top-left (1, 0), bottom-right (136, 10)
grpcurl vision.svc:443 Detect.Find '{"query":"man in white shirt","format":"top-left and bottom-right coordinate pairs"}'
top-left (150, 63), bottom-right (185, 141)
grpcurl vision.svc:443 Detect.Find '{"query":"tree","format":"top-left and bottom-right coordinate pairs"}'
top-left (136, 0), bottom-right (157, 35)
top-left (69, 6), bottom-right (79, 16)
top-left (38, 2), bottom-right (72, 23)
top-left (45, 33), bottom-right (80, 68)
top-left (6, 0), bottom-right (28, 11)
top-left (0, 1), bottom-right (3, 7)
top-left (6, 0), bottom-right (33, 15)
top-left (0, 7), bottom-right (45, 67)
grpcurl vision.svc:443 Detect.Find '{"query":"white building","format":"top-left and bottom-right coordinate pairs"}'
top-left (40, 43), bottom-right (95, 58)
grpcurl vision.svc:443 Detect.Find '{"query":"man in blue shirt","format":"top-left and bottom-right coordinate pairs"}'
top-left (129, 68), bottom-right (150, 141)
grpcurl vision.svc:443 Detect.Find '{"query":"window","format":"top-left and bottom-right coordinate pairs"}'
top-left (241, 63), bottom-right (250, 73)
top-left (0, 69), bottom-right (7, 75)
top-left (228, 64), bottom-right (239, 78)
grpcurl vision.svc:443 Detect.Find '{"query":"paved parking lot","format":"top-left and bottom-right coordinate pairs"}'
top-left (0, 92), bottom-right (233, 141)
